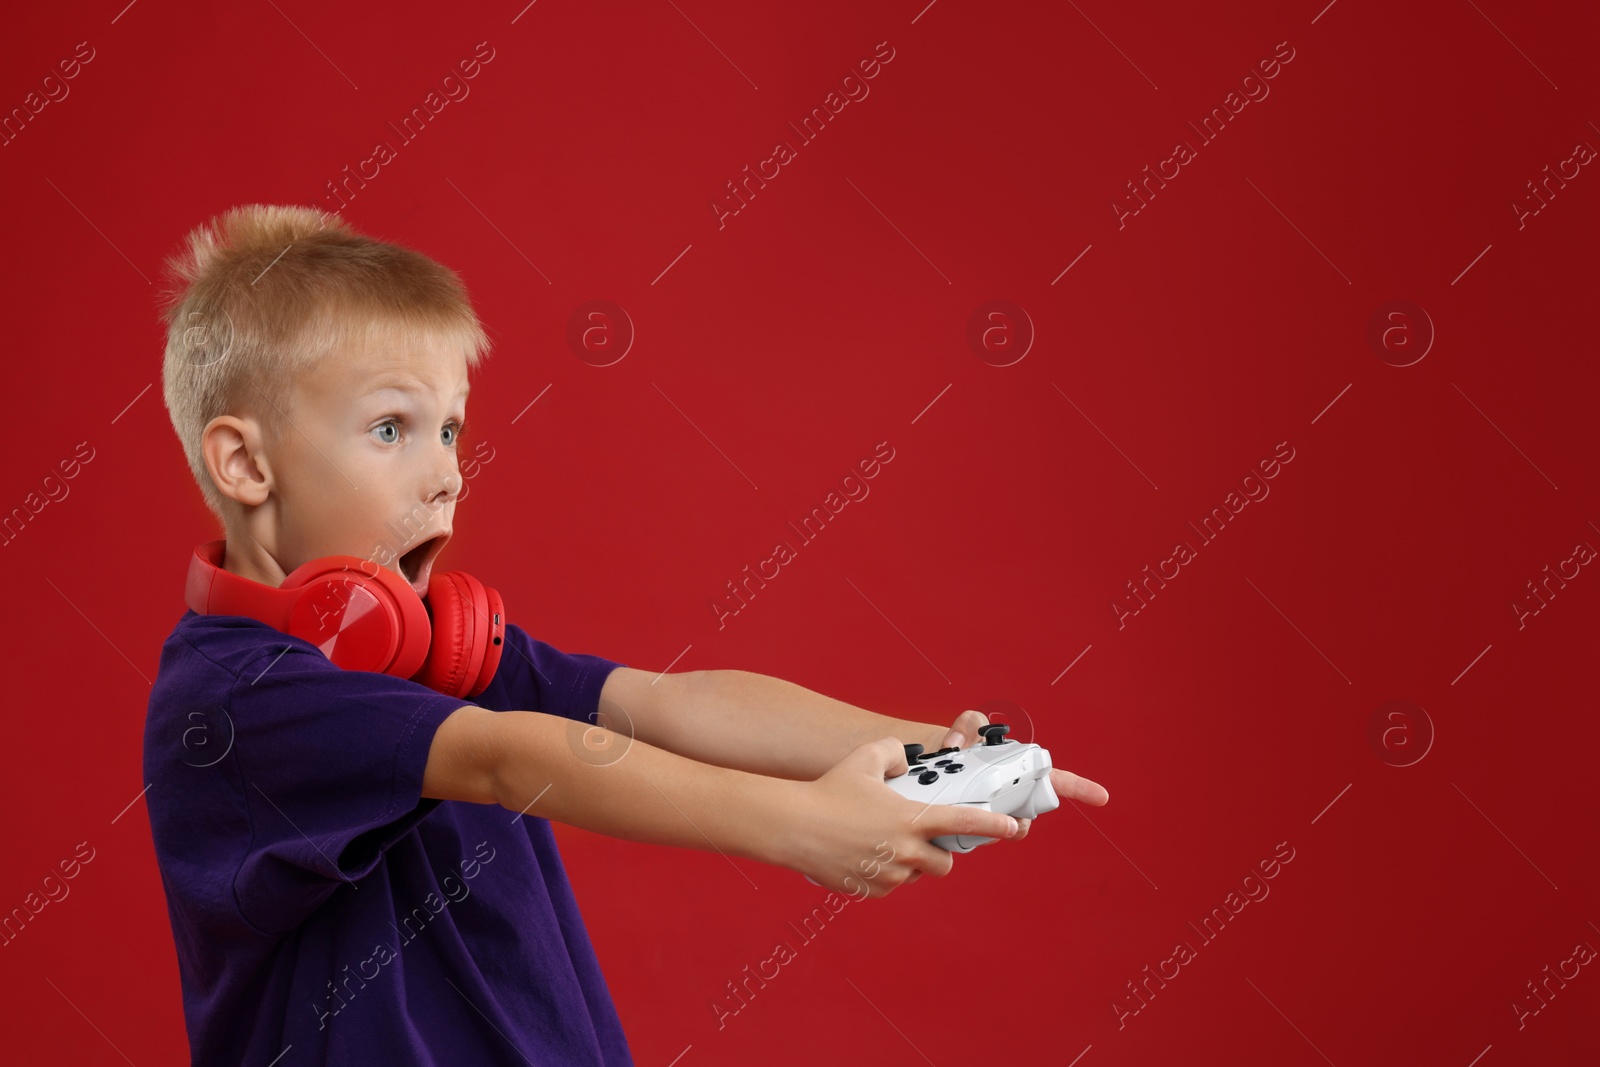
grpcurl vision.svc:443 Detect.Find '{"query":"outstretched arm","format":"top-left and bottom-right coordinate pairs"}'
top-left (598, 668), bottom-right (1111, 811)
top-left (597, 667), bottom-right (948, 781)
top-left (419, 703), bottom-right (1025, 894)
top-left (421, 703), bottom-right (796, 861)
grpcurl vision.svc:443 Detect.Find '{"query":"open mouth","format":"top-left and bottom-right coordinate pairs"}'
top-left (397, 531), bottom-right (451, 597)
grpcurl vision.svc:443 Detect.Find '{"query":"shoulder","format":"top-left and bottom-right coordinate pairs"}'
top-left (153, 608), bottom-right (318, 683)
top-left (146, 608), bottom-right (461, 763)
top-left (147, 609), bottom-right (318, 733)
top-left (144, 608), bottom-right (362, 782)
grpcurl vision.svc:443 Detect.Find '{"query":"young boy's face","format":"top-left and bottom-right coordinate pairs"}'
top-left (265, 327), bottom-right (469, 597)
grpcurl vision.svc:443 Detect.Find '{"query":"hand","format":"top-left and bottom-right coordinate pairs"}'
top-left (782, 737), bottom-right (1022, 897)
top-left (931, 710), bottom-right (1110, 844)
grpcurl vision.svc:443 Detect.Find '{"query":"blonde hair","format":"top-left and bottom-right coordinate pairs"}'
top-left (157, 204), bottom-right (491, 522)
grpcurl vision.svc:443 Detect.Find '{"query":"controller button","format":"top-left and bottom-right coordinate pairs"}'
top-left (935, 759), bottom-right (953, 766)
top-left (944, 764), bottom-right (964, 773)
top-left (918, 771), bottom-right (941, 785)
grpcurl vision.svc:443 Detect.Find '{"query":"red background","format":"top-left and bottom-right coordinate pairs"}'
top-left (2, 0), bottom-right (1597, 1063)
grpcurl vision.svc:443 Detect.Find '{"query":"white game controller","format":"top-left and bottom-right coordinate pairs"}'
top-left (804, 723), bottom-right (1060, 884)
top-left (890, 723), bottom-right (1060, 853)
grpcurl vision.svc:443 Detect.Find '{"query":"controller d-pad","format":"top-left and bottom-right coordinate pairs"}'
top-left (917, 771), bottom-right (940, 785)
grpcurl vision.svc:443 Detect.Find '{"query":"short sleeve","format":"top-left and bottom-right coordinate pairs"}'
top-left (225, 643), bottom-right (467, 935)
top-left (486, 623), bottom-right (625, 723)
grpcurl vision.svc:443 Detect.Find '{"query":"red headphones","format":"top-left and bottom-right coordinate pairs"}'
top-left (184, 540), bottom-right (506, 698)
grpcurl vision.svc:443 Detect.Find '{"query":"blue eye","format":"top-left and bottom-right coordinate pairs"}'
top-left (372, 420), bottom-right (400, 444)
top-left (441, 424), bottom-right (457, 447)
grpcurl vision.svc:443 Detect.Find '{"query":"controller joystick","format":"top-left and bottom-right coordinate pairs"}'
top-left (979, 723), bottom-right (1010, 745)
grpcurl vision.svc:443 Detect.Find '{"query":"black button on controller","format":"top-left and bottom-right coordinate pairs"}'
top-left (918, 771), bottom-right (941, 785)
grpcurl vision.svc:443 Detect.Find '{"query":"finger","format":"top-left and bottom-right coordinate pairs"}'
top-left (904, 842), bottom-right (955, 879)
top-left (1009, 818), bottom-right (1032, 842)
top-left (930, 804), bottom-right (1018, 844)
top-left (940, 709), bottom-right (989, 749)
top-left (1051, 768), bottom-right (1110, 805)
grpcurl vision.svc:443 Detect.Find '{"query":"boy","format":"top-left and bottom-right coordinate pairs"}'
top-left (144, 204), bottom-right (1108, 1064)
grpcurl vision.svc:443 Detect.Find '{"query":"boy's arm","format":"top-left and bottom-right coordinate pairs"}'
top-left (598, 667), bottom-right (948, 781)
top-left (421, 703), bottom-right (1026, 891)
top-left (421, 704), bottom-right (800, 864)
top-left (599, 668), bottom-right (1111, 810)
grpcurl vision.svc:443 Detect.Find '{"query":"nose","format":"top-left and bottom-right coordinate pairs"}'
top-left (428, 445), bottom-right (461, 507)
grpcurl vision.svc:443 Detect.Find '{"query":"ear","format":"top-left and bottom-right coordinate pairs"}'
top-left (201, 415), bottom-right (272, 507)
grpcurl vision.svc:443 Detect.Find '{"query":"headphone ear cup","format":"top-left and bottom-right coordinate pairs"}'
top-left (412, 571), bottom-right (490, 699)
top-left (283, 558), bottom-right (431, 680)
top-left (469, 584), bottom-right (506, 697)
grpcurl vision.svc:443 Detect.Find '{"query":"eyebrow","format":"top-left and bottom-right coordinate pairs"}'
top-left (363, 377), bottom-right (470, 400)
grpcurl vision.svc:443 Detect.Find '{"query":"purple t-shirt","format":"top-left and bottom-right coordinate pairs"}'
top-left (143, 608), bottom-right (634, 1065)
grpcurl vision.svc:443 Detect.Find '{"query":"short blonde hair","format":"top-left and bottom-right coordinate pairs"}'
top-left (157, 204), bottom-right (492, 522)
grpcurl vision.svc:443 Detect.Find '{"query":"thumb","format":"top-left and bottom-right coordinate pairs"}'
top-left (842, 736), bottom-right (910, 780)
top-left (940, 708), bottom-right (989, 749)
